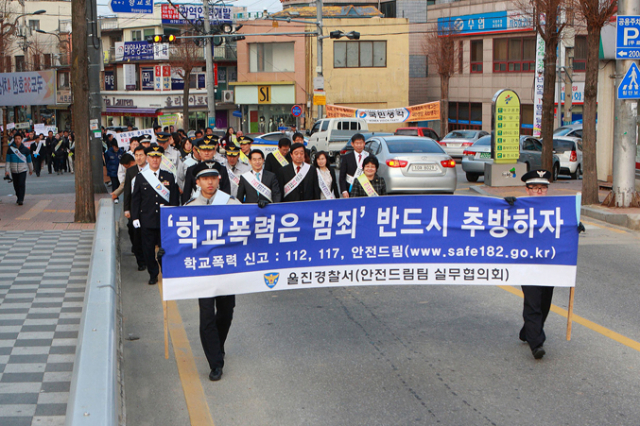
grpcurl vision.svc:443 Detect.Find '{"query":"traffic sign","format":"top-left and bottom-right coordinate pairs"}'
top-left (291, 105), bottom-right (302, 117)
top-left (616, 16), bottom-right (640, 59)
top-left (618, 63), bottom-right (640, 99)
top-left (110, 0), bottom-right (153, 14)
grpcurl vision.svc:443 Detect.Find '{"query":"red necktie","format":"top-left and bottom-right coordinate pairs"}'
top-left (296, 166), bottom-right (301, 174)
top-left (358, 154), bottom-right (362, 163)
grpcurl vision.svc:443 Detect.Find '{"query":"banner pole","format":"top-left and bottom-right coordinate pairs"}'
top-left (158, 272), bottom-right (169, 359)
top-left (566, 287), bottom-right (575, 341)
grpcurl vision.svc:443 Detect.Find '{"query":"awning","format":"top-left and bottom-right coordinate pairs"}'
top-left (102, 107), bottom-right (159, 117)
top-left (46, 104), bottom-right (71, 110)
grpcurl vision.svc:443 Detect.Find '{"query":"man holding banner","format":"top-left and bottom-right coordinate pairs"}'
top-left (339, 133), bottom-right (369, 198)
top-left (131, 146), bottom-right (180, 284)
top-left (4, 133), bottom-right (33, 205)
top-left (277, 142), bottom-right (319, 202)
top-left (224, 145), bottom-right (250, 199)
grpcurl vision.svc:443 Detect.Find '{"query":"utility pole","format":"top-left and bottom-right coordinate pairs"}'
top-left (88, 0), bottom-right (106, 194)
top-left (611, 0), bottom-right (640, 207)
top-left (316, 0), bottom-right (324, 120)
top-left (203, 0), bottom-right (216, 128)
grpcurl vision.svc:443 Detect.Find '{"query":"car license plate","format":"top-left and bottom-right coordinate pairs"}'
top-left (480, 152), bottom-right (491, 159)
top-left (448, 143), bottom-right (461, 148)
top-left (411, 164), bottom-right (437, 172)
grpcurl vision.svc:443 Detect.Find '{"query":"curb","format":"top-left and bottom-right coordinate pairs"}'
top-left (469, 185), bottom-right (640, 232)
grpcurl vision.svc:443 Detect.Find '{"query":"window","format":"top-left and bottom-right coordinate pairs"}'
top-left (379, 1), bottom-right (396, 18)
top-left (521, 104), bottom-right (534, 135)
top-left (493, 38), bottom-right (535, 73)
top-left (471, 40), bottom-right (483, 73)
top-left (448, 102), bottom-right (483, 130)
top-left (15, 56), bottom-right (25, 72)
top-left (43, 54), bottom-right (51, 69)
top-left (28, 20), bottom-right (40, 32)
top-left (131, 30), bottom-right (142, 41)
top-left (249, 42), bottom-right (295, 72)
top-left (410, 56), bottom-right (427, 78)
top-left (337, 121), bottom-right (361, 130)
top-left (321, 120), bottom-right (330, 131)
top-left (33, 54), bottom-right (40, 71)
top-left (574, 36), bottom-right (587, 72)
top-left (58, 72), bottom-right (70, 89)
top-left (143, 29), bottom-right (155, 39)
top-left (334, 41), bottom-right (387, 68)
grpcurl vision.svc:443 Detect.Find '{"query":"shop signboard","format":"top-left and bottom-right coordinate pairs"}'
top-left (56, 89), bottom-right (72, 105)
top-left (437, 10), bottom-right (533, 36)
top-left (104, 71), bottom-right (115, 91)
top-left (0, 70), bottom-right (56, 107)
top-left (160, 3), bottom-right (232, 25)
top-left (491, 89), bottom-right (521, 164)
top-left (124, 64), bottom-right (136, 90)
top-left (114, 41), bottom-right (169, 62)
top-left (141, 68), bottom-right (154, 91)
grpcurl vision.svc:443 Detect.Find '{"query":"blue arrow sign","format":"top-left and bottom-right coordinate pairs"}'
top-left (618, 63), bottom-right (640, 99)
top-left (616, 16), bottom-right (640, 59)
top-left (110, 0), bottom-right (153, 14)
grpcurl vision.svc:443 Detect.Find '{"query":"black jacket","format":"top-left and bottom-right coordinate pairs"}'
top-left (315, 167), bottom-right (340, 199)
top-left (131, 169), bottom-right (179, 229)
top-left (236, 169), bottom-right (281, 203)
top-left (276, 163), bottom-right (320, 202)
top-left (264, 151), bottom-right (292, 174)
top-left (181, 160), bottom-right (231, 205)
top-left (339, 150), bottom-right (368, 194)
top-left (123, 164), bottom-right (144, 213)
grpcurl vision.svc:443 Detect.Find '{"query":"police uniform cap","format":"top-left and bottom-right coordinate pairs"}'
top-left (226, 145), bottom-right (241, 156)
top-left (145, 145), bottom-right (165, 157)
top-left (290, 142), bottom-right (305, 153)
top-left (205, 134), bottom-right (220, 142)
top-left (238, 136), bottom-right (253, 145)
top-left (521, 169), bottom-right (551, 185)
top-left (192, 162), bottom-right (221, 179)
top-left (195, 138), bottom-right (216, 150)
top-left (156, 132), bottom-right (171, 143)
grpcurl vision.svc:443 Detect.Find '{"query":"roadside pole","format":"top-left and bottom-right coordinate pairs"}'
top-left (203, 0), bottom-right (216, 128)
top-left (316, 0), bottom-right (323, 120)
top-left (88, 0), bottom-right (105, 194)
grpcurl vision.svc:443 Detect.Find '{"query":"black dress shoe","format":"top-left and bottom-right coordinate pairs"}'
top-left (148, 276), bottom-right (158, 285)
top-left (138, 265), bottom-right (146, 271)
top-left (17, 201), bottom-right (23, 206)
top-left (532, 346), bottom-right (546, 360)
top-left (209, 367), bottom-right (223, 381)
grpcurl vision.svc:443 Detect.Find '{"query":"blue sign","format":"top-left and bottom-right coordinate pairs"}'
top-left (208, 117), bottom-right (216, 128)
top-left (160, 195), bottom-right (580, 300)
top-left (116, 41), bottom-right (169, 62)
top-left (110, 0), bottom-right (153, 14)
top-left (618, 63), bottom-right (640, 99)
top-left (104, 71), bottom-right (115, 91)
top-left (437, 11), bottom-right (533, 36)
top-left (616, 16), bottom-right (640, 59)
top-left (141, 68), bottom-right (154, 91)
top-left (232, 110), bottom-right (242, 118)
top-left (291, 105), bottom-right (302, 117)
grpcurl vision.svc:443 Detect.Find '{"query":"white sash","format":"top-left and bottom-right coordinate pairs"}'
top-left (9, 145), bottom-right (27, 163)
top-left (161, 154), bottom-right (177, 176)
top-left (227, 166), bottom-right (240, 186)
top-left (273, 150), bottom-right (289, 167)
top-left (33, 141), bottom-right (44, 157)
top-left (182, 155), bottom-right (197, 169)
top-left (317, 169), bottom-right (335, 199)
top-left (242, 171), bottom-right (272, 202)
top-left (346, 151), bottom-right (368, 185)
top-left (210, 190), bottom-right (231, 205)
top-left (357, 173), bottom-right (378, 197)
top-left (284, 163), bottom-right (310, 197)
top-left (141, 167), bottom-right (171, 202)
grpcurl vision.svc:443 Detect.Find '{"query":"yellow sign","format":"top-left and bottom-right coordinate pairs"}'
top-left (258, 86), bottom-right (271, 104)
top-left (313, 91), bottom-right (326, 106)
top-left (492, 89), bottom-right (520, 164)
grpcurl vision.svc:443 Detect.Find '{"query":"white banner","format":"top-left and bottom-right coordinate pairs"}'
top-left (533, 33), bottom-right (545, 138)
top-left (124, 64), bottom-right (136, 91)
top-left (114, 128), bottom-right (156, 149)
top-left (0, 71), bottom-right (56, 107)
top-left (34, 124), bottom-right (58, 136)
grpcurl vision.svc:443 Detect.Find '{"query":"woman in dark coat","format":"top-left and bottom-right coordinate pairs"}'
top-left (313, 151), bottom-right (340, 199)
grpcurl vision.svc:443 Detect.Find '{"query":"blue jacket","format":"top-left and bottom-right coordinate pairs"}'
top-left (104, 148), bottom-right (124, 177)
top-left (5, 142), bottom-right (33, 174)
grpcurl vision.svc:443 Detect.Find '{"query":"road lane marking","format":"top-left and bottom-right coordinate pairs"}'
top-left (498, 285), bottom-right (640, 353)
top-left (158, 277), bottom-right (215, 426)
top-left (16, 200), bottom-right (51, 220)
top-left (581, 219), bottom-right (630, 235)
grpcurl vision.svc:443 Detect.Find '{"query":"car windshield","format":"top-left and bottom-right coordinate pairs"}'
top-left (395, 129), bottom-right (419, 136)
top-left (472, 136), bottom-right (491, 146)
top-left (444, 130), bottom-right (478, 139)
top-left (385, 138), bottom-right (443, 154)
top-left (553, 127), bottom-right (575, 136)
top-left (553, 139), bottom-right (575, 152)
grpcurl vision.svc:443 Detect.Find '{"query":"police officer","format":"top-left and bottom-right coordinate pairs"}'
top-left (181, 138), bottom-right (231, 205)
top-left (184, 163), bottom-right (240, 381)
top-left (224, 145), bottom-right (250, 199)
top-left (131, 145), bottom-right (179, 284)
top-left (237, 136), bottom-right (252, 165)
top-left (518, 169), bottom-right (554, 359)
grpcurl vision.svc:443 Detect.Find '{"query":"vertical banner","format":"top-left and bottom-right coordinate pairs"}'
top-left (533, 33), bottom-right (545, 137)
top-left (155, 65), bottom-right (162, 91)
top-left (162, 65), bottom-right (171, 91)
top-left (141, 68), bottom-right (154, 91)
top-left (124, 64), bottom-right (136, 90)
top-left (104, 71), bottom-right (115, 91)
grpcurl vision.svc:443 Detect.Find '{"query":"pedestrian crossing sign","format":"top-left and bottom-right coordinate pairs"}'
top-left (618, 62), bottom-right (640, 99)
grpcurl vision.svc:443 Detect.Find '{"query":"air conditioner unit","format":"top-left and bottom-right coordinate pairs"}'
top-left (222, 90), bottom-right (234, 103)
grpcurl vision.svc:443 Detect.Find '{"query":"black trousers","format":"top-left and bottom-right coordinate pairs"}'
top-left (11, 172), bottom-right (27, 203)
top-left (199, 296), bottom-right (235, 370)
top-left (55, 154), bottom-right (66, 172)
top-left (32, 155), bottom-right (42, 176)
top-left (45, 153), bottom-right (53, 173)
top-left (127, 220), bottom-right (145, 268)
top-left (141, 227), bottom-right (161, 279)
top-left (520, 286), bottom-right (554, 350)
top-left (110, 176), bottom-right (121, 192)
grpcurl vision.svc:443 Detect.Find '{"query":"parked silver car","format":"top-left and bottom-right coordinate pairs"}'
top-left (364, 136), bottom-right (457, 193)
top-left (552, 136), bottom-right (583, 179)
top-left (461, 135), bottom-right (560, 182)
top-left (439, 130), bottom-right (490, 158)
top-left (553, 124), bottom-right (583, 139)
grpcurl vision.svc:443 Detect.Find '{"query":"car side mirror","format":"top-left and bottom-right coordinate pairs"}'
top-left (306, 130), bottom-right (311, 136)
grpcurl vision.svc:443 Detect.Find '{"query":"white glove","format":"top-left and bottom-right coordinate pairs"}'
top-left (132, 219), bottom-right (141, 229)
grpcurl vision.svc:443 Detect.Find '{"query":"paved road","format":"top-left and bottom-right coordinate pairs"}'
top-left (120, 204), bottom-right (640, 425)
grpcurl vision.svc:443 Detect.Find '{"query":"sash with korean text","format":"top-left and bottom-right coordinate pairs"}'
top-left (284, 163), bottom-right (310, 197)
top-left (141, 167), bottom-right (170, 202)
top-left (357, 173), bottom-right (378, 197)
top-left (242, 171), bottom-right (272, 202)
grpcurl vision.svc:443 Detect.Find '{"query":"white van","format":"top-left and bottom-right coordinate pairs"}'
top-left (307, 118), bottom-right (368, 162)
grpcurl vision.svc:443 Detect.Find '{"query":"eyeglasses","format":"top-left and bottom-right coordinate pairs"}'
top-left (526, 185), bottom-right (548, 192)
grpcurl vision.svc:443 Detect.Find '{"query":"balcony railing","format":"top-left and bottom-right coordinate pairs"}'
top-left (213, 43), bottom-right (237, 61)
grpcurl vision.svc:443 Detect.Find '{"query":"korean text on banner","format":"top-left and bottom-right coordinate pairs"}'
top-left (326, 102), bottom-right (440, 123)
top-left (33, 124), bottom-right (58, 135)
top-left (0, 71), bottom-right (56, 107)
top-left (114, 129), bottom-right (156, 149)
top-left (160, 195), bottom-right (580, 301)
top-left (326, 105), bottom-right (356, 118)
top-left (158, 114), bottom-right (179, 128)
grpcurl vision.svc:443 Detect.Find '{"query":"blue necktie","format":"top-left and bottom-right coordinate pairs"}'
top-left (256, 172), bottom-right (260, 198)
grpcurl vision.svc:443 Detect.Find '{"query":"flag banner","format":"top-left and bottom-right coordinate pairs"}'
top-left (326, 101), bottom-right (441, 123)
top-left (114, 128), bottom-right (156, 149)
top-left (160, 195), bottom-right (580, 300)
top-left (0, 71), bottom-right (56, 107)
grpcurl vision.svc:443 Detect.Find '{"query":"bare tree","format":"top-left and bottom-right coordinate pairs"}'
top-left (572, 0), bottom-right (617, 205)
top-left (424, 24), bottom-right (458, 136)
top-left (169, 37), bottom-right (203, 131)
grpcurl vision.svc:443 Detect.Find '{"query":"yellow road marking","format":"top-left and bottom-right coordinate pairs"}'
top-left (16, 200), bottom-right (51, 220)
top-left (581, 219), bottom-right (629, 234)
top-left (158, 277), bottom-right (215, 426)
top-left (497, 285), bottom-right (640, 353)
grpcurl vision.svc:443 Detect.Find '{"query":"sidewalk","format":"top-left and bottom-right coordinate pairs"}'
top-left (0, 193), bottom-right (107, 426)
top-left (469, 179), bottom-right (640, 231)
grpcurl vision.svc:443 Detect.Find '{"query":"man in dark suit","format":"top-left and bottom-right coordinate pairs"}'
top-left (131, 145), bottom-right (179, 284)
top-left (264, 137), bottom-right (291, 174)
top-left (123, 145), bottom-right (147, 271)
top-left (339, 133), bottom-right (369, 198)
top-left (181, 138), bottom-right (231, 205)
top-left (277, 142), bottom-right (320, 202)
top-left (236, 149), bottom-right (281, 205)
